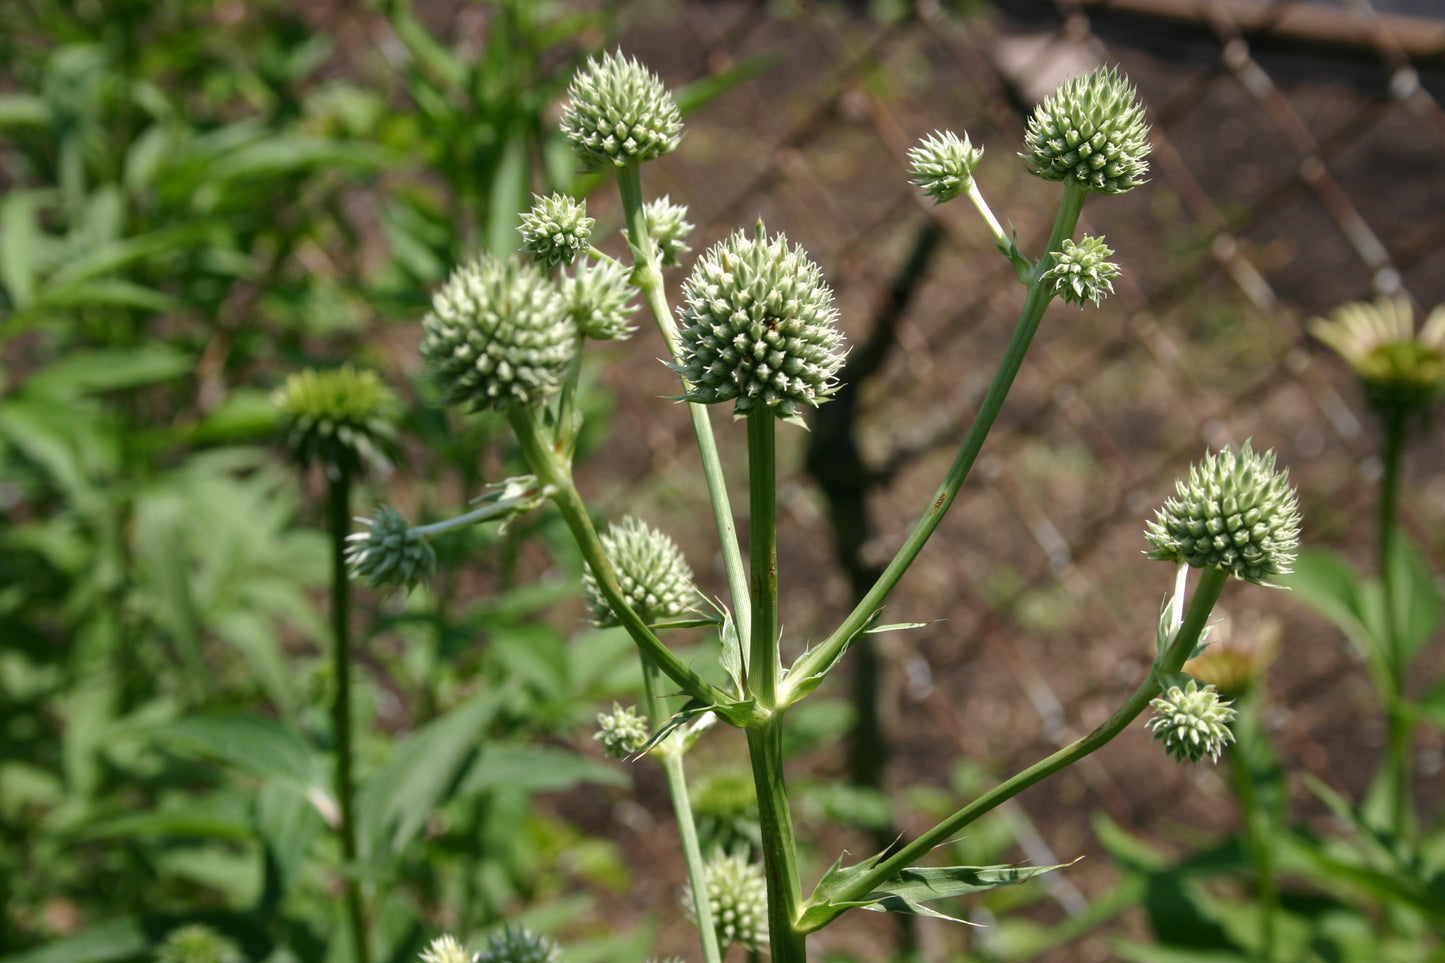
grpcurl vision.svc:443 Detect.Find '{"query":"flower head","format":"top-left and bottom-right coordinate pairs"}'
top-left (673, 225), bottom-right (846, 422)
top-left (1044, 235), bottom-right (1120, 307)
top-left (519, 193), bottom-right (594, 270)
top-left (626, 195), bottom-right (695, 266)
top-left (274, 365), bottom-right (399, 481)
top-left (155, 924), bottom-right (244, 963)
top-left (420, 935), bottom-right (476, 963)
top-left (908, 129), bottom-right (983, 204)
top-left (1022, 66), bottom-right (1150, 195)
top-left (475, 927), bottom-right (560, 963)
top-left (421, 253), bottom-right (576, 412)
top-left (595, 703), bottom-right (650, 759)
top-left (684, 851), bottom-right (769, 953)
top-left (346, 505), bottom-right (436, 594)
top-left (1145, 441), bottom-right (1301, 584)
top-left (582, 516), bottom-right (698, 626)
top-left (561, 51), bottom-right (683, 169)
top-left (1148, 679), bottom-right (1237, 763)
top-left (1311, 296), bottom-right (1445, 420)
top-left (562, 258), bottom-right (637, 341)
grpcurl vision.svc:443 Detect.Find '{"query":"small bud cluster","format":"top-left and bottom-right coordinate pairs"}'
top-left (674, 227), bottom-right (846, 422)
top-left (346, 505), bottom-right (436, 594)
top-left (155, 924), bottom-right (245, 963)
top-left (684, 851), bottom-right (769, 953)
top-left (274, 365), bottom-right (399, 480)
top-left (475, 927), bottom-right (561, 963)
top-left (639, 196), bottom-right (694, 266)
top-left (1148, 679), bottom-right (1237, 763)
top-left (420, 935), bottom-right (476, 963)
top-left (595, 703), bottom-right (650, 759)
top-left (1023, 66), bottom-right (1150, 195)
top-left (582, 516), bottom-right (698, 626)
top-left (907, 129), bottom-right (983, 204)
top-left (1145, 442), bottom-right (1301, 584)
top-left (519, 193), bottom-right (594, 270)
top-left (562, 259), bottom-right (637, 341)
top-left (1311, 295), bottom-right (1445, 419)
top-left (561, 51), bottom-right (683, 169)
top-left (1044, 235), bottom-right (1120, 307)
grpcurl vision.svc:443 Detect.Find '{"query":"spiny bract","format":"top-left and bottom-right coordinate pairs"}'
top-left (1022, 66), bottom-right (1150, 195)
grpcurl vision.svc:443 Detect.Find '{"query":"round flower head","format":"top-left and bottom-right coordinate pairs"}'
top-left (1022, 66), bottom-right (1150, 195)
top-left (684, 851), bottom-right (769, 953)
top-left (1145, 441), bottom-right (1301, 584)
top-left (673, 225), bottom-right (846, 422)
top-left (626, 195), bottom-right (694, 266)
top-left (156, 924), bottom-right (244, 963)
top-left (582, 516), bottom-right (698, 626)
top-left (519, 192), bottom-right (594, 270)
top-left (475, 927), bottom-right (559, 963)
top-left (562, 258), bottom-right (637, 341)
top-left (561, 50), bottom-right (683, 169)
top-left (1148, 679), bottom-right (1237, 764)
top-left (595, 703), bottom-right (650, 759)
top-left (421, 253), bottom-right (576, 412)
top-left (908, 129), bottom-right (983, 204)
top-left (274, 365), bottom-right (399, 481)
top-left (1311, 295), bottom-right (1445, 419)
top-left (346, 505), bottom-right (436, 594)
top-left (1044, 235), bottom-right (1120, 307)
top-left (420, 935), bottom-right (476, 963)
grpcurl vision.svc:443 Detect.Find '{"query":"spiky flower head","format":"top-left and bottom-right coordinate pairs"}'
top-left (155, 925), bottom-right (245, 963)
top-left (421, 253), bottom-right (576, 412)
top-left (674, 225), bottom-right (845, 422)
top-left (346, 505), bottom-right (436, 594)
top-left (1311, 295), bottom-right (1445, 420)
top-left (475, 927), bottom-right (560, 963)
top-left (908, 129), bottom-right (983, 204)
top-left (625, 195), bottom-right (695, 266)
top-left (1022, 66), bottom-right (1150, 195)
top-left (582, 516), bottom-right (698, 626)
top-left (595, 703), bottom-right (650, 759)
top-left (562, 258), bottom-right (637, 341)
top-left (420, 935), bottom-right (476, 963)
top-left (1145, 442), bottom-right (1301, 585)
top-left (519, 193), bottom-right (594, 270)
top-left (1044, 235), bottom-right (1120, 307)
top-left (561, 51), bottom-right (683, 169)
top-left (274, 365), bottom-right (399, 481)
top-left (1148, 679), bottom-right (1237, 763)
top-left (684, 851), bottom-right (769, 953)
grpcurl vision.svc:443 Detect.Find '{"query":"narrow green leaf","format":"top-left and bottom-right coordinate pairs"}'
top-left (1387, 529), bottom-right (1444, 665)
top-left (0, 917), bottom-right (147, 963)
top-left (1279, 548), bottom-right (1375, 650)
top-left (151, 713), bottom-right (323, 792)
top-left (0, 93), bottom-right (49, 129)
top-left (22, 346), bottom-right (193, 397)
top-left (459, 744), bottom-right (626, 795)
top-left (0, 190), bottom-right (43, 307)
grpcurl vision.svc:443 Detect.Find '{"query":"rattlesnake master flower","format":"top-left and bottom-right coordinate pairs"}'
top-left (673, 227), bottom-right (846, 422)
top-left (1311, 295), bottom-right (1445, 419)
top-left (908, 129), bottom-right (983, 204)
top-left (519, 193), bottom-right (594, 270)
top-left (421, 253), bottom-right (576, 412)
top-left (1022, 66), bottom-right (1150, 195)
top-left (1148, 679), bottom-right (1237, 763)
top-left (274, 365), bottom-right (399, 480)
top-left (1044, 235), bottom-right (1120, 307)
top-left (581, 516), bottom-right (698, 625)
top-left (1145, 442), bottom-right (1301, 584)
top-left (561, 51), bottom-right (683, 169)
top-left (420, 935), bottom-right (476, 963)
top-left (625, 195), bottom-right (695, 266)
top-left (475, 927), bottom-right (560, 963)
top-left (684, 851), bottom-right (769, 953)
top-left (156, 924), bottom-right (244, 963)
top-left (595, 703), bottom-right (650, 758)
top-left (346, 505), bottom-right (436, 594)
top-left (562, 258), bottom-right (637, 341)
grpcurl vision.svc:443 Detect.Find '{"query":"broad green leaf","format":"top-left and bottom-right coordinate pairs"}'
top-left (255, 780), bottom-right (325, 908)
top-left (78, 795), bottom-right (253, 841)
top-left (1279, 548), bottom-right (1372, 649)
top-left (459, 744), bottom-right (625, 796)
top-left (0, 918), bottom-right (147, 963)
top-left (151, 713), bottom-right (323, 792)
top-left (1, 190), bottom-right (45, 307)
top-left (1385, 529), bottom-right (1444, 666)
top-left (21, 346), bottom-right (193, 397)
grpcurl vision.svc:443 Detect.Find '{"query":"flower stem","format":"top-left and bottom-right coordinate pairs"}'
top-left (748, 716), bottom-right (807, 962)
top-left (748, 411), bottom-right (779, 705)
top-left (1377, 405), bottom-right (1412, 839)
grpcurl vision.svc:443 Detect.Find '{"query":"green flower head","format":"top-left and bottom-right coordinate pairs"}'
top-left (1145, 441), bottom-right (1301, 585)
top-left (626, 195), bottom-right (695, 266)
top-left (561, 50), bottom-right (683, 169)
top-left (684, 852), bottom-right (769, 953)
top-left (475, 927), bottom-right (559, 963)
top-left (595, 703), bottom-right (650, 759)
top-left (155, 924), bottom-right (244, 963)
top-left (1022, 66), bottom-right (1150, 195)
top-left (673, 225), bottom-right (846, 423)
top-left (1311, 295), bottom-right (1445, 420)
top-left (421, 253), bottom-right (576, 412)
top-left (908, 129), bottom-right (983, 204)
top-left (419, 935), bottom-right (475, 963)
top-left (562, 258), bottom-right (637, 341)
top-left (1148, 679), bottom-right (1237, 764)
top-left (519, 193), bottom-right (594, 270)
top-left (582, 516), bottom-right (698, 626)
top-left (346, 505), bottom-right (436, 595)
top-left (274, 365), bottom-right (399, 480)
top-left (1044, 235), bottom-right (1120, 307)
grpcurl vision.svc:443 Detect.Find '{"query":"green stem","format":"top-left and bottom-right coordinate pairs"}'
top-left (748, 717), bottom-right (807, 962)
top-left (1377, 406), bottom-right (1411, 839)
top-left (810, 566), bottom-right (1229, 926)
top-left (1231, 688), bottom-right (1278, 963)
top-left (782, 184), bottom-right (1090, 704)
top-left (748, 411), bottom-right (780, 706)
top-left (327, 467), bottom-right (370, 963)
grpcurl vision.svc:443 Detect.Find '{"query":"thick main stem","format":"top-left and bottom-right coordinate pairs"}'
top-left (748, 412), bottom-right (779, 705)
top-left (327, 468), bottom-right (370, 963)
top-left (748, 717), bottom-right (807, 962)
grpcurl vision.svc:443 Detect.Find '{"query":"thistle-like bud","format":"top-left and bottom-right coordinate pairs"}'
top-left (595, 703), bottom-right (650, 759)
top-left (421, 253), bottom-right (576, 412)
top-left (673, 226), bottom-right (845, 422)
top-left (1044, 235), bottom-right (1120, 307)
top-left (684, 851), bottom-right (769, 953)
top-left (346, 505), bottom-right (436, 594)
top-left (155, 924), bottom-right (245, 963)
top-left (1022, 66), bottom-right (1150, 195)
top-left (274, 365), bottom-right (399, 481)
top-left (561, 51), bottom-right (683, 169)
top-left (420, 935), bottom-right (476, 963)
top-left (562, 258), bottom-right (637, 341)
top-left (581, 516), bottom-right (698, 626)
top-left (1145, 441), bottom-right (1301, 585)
top-left (1310, 296), bottom-right (1445, 420)
top-left (519, 193), bottom-right (594, 270)
top-left (475, 927), bottom-right (560, 963)
top-left (907, 129), bottom-right (983, 204)
top-left (624, 195), bottom-right (695, 266)
top-left (1148, 679), bottom-right (1237, 763)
